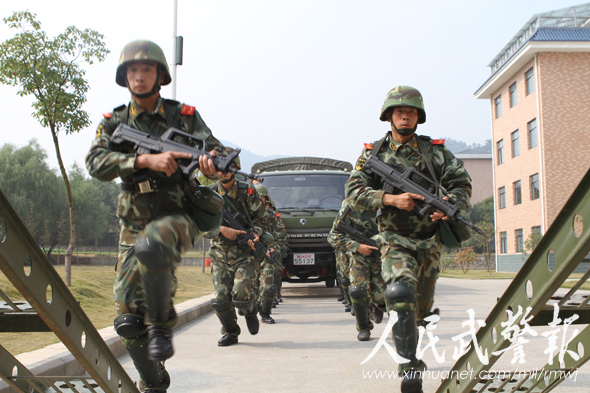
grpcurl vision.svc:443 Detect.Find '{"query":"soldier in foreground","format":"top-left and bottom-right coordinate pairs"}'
top-left (86, 40), bottom-right (225, 392)
top-left (345, 86), bottom-right (472, 393)
top-left (206, 150), bottom-right (269, 346)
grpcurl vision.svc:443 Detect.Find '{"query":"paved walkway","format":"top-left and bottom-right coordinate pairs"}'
top-left (119, 278), bottom-right (590, 392)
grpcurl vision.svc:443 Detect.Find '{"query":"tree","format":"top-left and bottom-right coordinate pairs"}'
top-left (522, 231), bottom-right (543, 262)
top-left (455, 246), bottom-right (477, 274)
top-left (0, 11), bottom-right (109, 286)
top-left (470, 196), bottom-right (494, 225)
top-left (0, 140), bottom-right (66, 256)
top-left (472, 221), bottom-right (495, 276)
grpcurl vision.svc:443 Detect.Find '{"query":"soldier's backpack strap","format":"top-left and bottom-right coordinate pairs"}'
top-left (162, 98), bottom-right (195, 131)
top-left (370, 133), bottom-right (389, 156)
top-left (415, 135), bottom-right (439, 195)
top-left (114, 104), bottom-right (128, 125)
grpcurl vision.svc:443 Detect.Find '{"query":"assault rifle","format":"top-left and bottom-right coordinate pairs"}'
top-left (110, 124), bottom-right (262, 181)
top-left (361, 154), bottom-right (483, 234)
top-left (221, 207), bottom-right (284, 268)
top-left (335, 206), bottom-right (381, 257)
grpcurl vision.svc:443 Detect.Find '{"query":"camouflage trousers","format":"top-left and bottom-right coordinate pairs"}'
top-left (335, 251), bottom-right (350, 281)
top-left (114, 213), bottom-right (200, 323)
top-left (380, 234), bottom-right (442, 322)
top-left (210, 246), bottom-right (260, 321)
top-left (258, 260), bottom-right (278, 300)
top-left (349, 252), bottom-right (386, 308)
top-left (274, 268), bottom-right (283, 298)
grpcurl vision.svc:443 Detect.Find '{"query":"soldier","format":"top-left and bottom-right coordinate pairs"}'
top-left (333, 200), bottom-right (386, 341)
top-left (86, 40), bottom-right (225, 392)
top-left (345, 86), bottom-right (472, 393)
top-left (328, 207), bottom-right (353, 313)
top-left (269, 200), bottom-right (287, 304)
top-left (206, 149), bottom-right (269, 346)
top-left (253, 183), bottom-right (285, 323)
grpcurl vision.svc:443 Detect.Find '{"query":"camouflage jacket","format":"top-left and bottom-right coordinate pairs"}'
top-left (328, 201), bottom-right (350, 253)
top-left (329, 200), bottom-right (378, 254)
top-left (207, 180), bottom-right (269, 253)
top-left (265, 207), bottom-right (288, 251)
top-left (345, 132), bottom-right (472, 248)
top-left (85, 98), bottom-right (224, 227)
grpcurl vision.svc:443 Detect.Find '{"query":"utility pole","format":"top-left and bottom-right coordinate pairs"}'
top-left (171, 0), bottom-right (183, 99)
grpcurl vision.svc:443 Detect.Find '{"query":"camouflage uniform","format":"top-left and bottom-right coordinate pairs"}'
top-left (86, 40), bottom-right (224, 392)
top-left (333, 200), bottom-right (385, 335)
top-left (327, 215), bottom-right (352, 310)
top-left (206, 180), bottom-right (268, 337)
top-left (345, 86), bottom-right (472, 382)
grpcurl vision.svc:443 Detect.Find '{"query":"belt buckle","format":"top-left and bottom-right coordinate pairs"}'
top-left (137, 180), bottom-right (154, 194)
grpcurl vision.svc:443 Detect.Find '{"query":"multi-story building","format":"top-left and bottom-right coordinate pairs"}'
top-left (474, 3), bottom-right (590, 271)
top-left (455, 150), bottom-right (493, 205)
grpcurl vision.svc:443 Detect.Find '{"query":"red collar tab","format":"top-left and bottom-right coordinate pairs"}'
top-left (275, 213), bottom-right (280, 217)
top-left (247, 187), bottom-right (254, 195)
top-left (180, 105), bottom-right (195, 116)
top-left (432, 139), bottom-right (445, 145)
top-left (102, 113), bottom-right (112, 119)
top-left (364, 143), bottom-right (373, 150)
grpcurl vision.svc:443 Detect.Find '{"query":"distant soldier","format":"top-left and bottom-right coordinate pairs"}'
top-left (254, 184), bottom-right (286, 323)
top-left (345, 86), bottom-right (472, 393)
top-left (333, 200), bottom-right (386, 341)
top-left (268, 199), bottom-right (288, 304)
top-left (328, 205), bottom-right (353, 314)
top-left (86, 40), bottom-right (225, 392)
top-left (206, 149), bottom-right (269, 346)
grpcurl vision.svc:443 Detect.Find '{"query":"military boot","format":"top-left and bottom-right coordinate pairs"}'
top-left (372, 306), bottom-right (384, 324)
top-left (357, 329), bottom-right (371, 341)
top-left (218, 333), bottom-right (239, 346)
top-left (126, 344), bottom-right (170, 392)
top-left (135, 237), bottom-right (175, 361)
top-left (393, 310), bottom-right (426, 393)
top-left (259, 296), bottom-right (275, 324)
top-left (234, 300), bottom-right (259, 335)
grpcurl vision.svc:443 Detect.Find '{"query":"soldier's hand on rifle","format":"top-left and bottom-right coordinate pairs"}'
top-left (135, 151), bottom-right (192, 177)
top-left (430, 196), bottom-right (450, 222)
top-left (247, 233), bottom-right (260, 250)
top-left (357, 243), bottom-right (379, 256)
top-left (383, 192), bottom-right (424, 211)
top-left (220, 226), bottom-right (246, 240)
top-left (199, 150), bottom-right (224, 178)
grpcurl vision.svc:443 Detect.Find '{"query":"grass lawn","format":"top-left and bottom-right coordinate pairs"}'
top-left (440, 269), bottom-right (516, 279)
top-left (0, 265), bottom-right (213, 356)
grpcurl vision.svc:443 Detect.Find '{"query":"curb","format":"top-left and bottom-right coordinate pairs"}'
top-left (0, 294), bottom-right (215, 392)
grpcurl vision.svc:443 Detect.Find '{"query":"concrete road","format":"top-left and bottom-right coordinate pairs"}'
top-left (120, 278), bottom-right (590, 392)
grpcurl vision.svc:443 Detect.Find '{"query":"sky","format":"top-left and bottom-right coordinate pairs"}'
top-left (0, 0), bottom-right (582, 174)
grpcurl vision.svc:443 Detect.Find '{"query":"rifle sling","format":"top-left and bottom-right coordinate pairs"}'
top-left (414, 136), bottom-right (440, 195)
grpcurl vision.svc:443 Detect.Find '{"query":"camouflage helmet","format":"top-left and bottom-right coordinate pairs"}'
top-left (224, 147), bottom-right (241, 170)
top-left (379, 86), bottom-right (426, 124)
top-left (116, 40), bottom-right (171, 87)
top-left (254, 183), bottom-right (269, 197)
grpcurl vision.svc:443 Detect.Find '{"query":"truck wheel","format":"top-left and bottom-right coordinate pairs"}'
top-left (325, 279), bottom-right (335, 288)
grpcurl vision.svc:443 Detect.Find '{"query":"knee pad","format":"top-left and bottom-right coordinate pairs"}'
top-left (211, 299), bottom-right (231, 312)
top-left (134, 236), bottom-right (171, 268)
top-left (341, 277), bottom-right (351, 287)
top-left (385, 281), bottom-right (417, 312)
top-left (115, 313), bottom-right (148, 341)
top-left (349, 285), bottom-right (367, 300)
top-left (233, 300), bottom-right (254, 314)
top-left (262, 284), bottom-right (276, 298)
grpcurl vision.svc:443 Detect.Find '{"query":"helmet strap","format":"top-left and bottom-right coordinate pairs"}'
top-left (391, 122), bottom-right (417, 137)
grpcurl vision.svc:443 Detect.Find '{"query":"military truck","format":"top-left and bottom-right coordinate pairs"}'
top-left (251, 157), bottom-right (352, 287)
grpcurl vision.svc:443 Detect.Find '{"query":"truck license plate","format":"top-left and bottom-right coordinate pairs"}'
top-left (293, 253), bottom-right (315, 265)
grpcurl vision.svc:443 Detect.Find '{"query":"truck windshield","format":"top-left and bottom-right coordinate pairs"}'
top-left (262, 174), bottom-right (349, 209)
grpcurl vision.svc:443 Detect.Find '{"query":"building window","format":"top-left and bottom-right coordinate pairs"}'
top-left (532, 226), bottom-right (541, 236)
top-left (511, 130), bottom-right (520, 157)
top-left (495, 95), bottom-right (502, 118)
top-left (530, 174), bottom-right (540, 200)
top-left (499, 186), bottom-right (506, 209)
top-left (513, 180), bottom-right (522, 205)
top-left (500, 232), bottom-right (507, 254)
top-left (509, 82), bottom-right (517, 107)
top-left (516, 229), bottom-right (524, 252)
top-left (528, 118), bottom-right (537, 149)
top-left (525, 67), bottom-right (535, 96)
top-left (497, 139), bottom-right (504, 165)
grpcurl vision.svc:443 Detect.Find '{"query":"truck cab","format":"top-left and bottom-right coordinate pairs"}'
top-left (252, 157), bottom-right (352, 287)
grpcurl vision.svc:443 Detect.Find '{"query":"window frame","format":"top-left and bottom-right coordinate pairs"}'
top-left (497, 139), bottom-right (504, 165)
top-left (528, 118), bottom-right (537, 149)
top-left (511, 130), bottom-right (520, 158)
top-left (525, 67), bottom-right (535, 96)
top-left (530, 173), bottom-right (540, 200)
top-left (516, 229), bottom-right (524, 253)
top-left (509, 82), bottom-right (517, 108)
top-left (513, 180), bottom-right (522, 205)
top-left (500, 232), bottom-right (508, 254)
top-left (499, 186), bottom-right (506, 209)
top-left (495, 95), bottom-right (502, 118)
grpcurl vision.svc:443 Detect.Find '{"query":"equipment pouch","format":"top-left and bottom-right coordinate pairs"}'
top-left (439, 220), bottom-right (472, 249)
top-left (184, 181), bottom-right (224, 231)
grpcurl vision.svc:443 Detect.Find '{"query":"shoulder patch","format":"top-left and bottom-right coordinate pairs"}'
top-left (364, 143), bottom-right (373, 150)
top-left (355, 157), bottom-right (366, 171)
top-left (275, 213), bottom-right (280, 218)
top-left (180, 105), bottom-right (195, 116)
top-left (247, 187), bottom-right (254, 195)
top-left (113, 104), bottom-right (126, 112)
top-left (432, 139), bottom-right (446, 145)
top-left (102, 113), bottom-right (112, 119)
